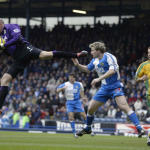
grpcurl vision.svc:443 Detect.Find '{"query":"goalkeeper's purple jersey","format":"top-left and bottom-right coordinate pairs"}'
top-left (87, 52), bottom-right (123, 90)
top-left (0, 24), bottom-right (29, 56)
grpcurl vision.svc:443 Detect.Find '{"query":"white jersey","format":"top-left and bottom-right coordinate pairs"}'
top-left (57, 81), bottom-right (84, 101)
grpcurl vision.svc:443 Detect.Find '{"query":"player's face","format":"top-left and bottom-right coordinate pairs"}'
top-left (91, 47), bottom-right (100, 58)
top-left (148, 48), bottom-right (150, 60)
top-left (0, 22), bottom-right (4, 34)
top-left (69, 75), bottom-right (75, 83)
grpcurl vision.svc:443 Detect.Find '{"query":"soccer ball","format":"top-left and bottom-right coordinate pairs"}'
top-left (91, 132), bottom-right (95, 136)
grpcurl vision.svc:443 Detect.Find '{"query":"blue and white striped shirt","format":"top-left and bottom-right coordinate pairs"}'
top-left (57, 81), bottom-right (84, 101)
top-left (87, 52), bottom-right (122, 89)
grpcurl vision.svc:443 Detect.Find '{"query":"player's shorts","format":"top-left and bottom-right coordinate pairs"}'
top-left (66, 100), bottom-right (85, 113)
top-left (6, 44), bottom-right (42, 78)
top-left (93, 86), bottom-right (124, 103)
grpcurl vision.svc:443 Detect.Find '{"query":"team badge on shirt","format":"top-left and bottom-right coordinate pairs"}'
top-left (100, 62), bottom-right (104, 66)
top-left (13, 29), bottom-right (20, 33)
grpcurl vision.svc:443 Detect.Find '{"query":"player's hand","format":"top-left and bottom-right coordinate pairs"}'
top-left (72, 58), bottom-right (79, 66)
top-left (91, 78), bottom-right (101, 86)
top-left (141, 75), bottom-right (148, 81)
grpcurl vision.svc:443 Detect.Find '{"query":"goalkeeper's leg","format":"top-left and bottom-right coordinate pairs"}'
top-left (39, 50), bottom-right (88, 60)
top-left (0, 73), bottom-right (12, 115)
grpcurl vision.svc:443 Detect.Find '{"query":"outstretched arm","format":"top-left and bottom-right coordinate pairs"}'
top-left (56, 86), bottom-right (67, 93)
top-left (56, 83), bottom-right (67, 93)
top-left (72, 58), bottom-right (91, 73)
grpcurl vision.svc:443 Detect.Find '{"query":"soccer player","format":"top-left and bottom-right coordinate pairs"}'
top-left (72, 41), bottom-right (145, 137)
top-left (135, 47), bottom-right (150, 109)
top-left (135, 47), bottom-right (150, 145)
top-left (0, 18), bottom-right (87, 115)
top-left (56, 72), bottom-right (87, 138)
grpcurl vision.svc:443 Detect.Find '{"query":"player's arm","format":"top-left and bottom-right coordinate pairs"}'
top-left (4, 34), bottom-right (21, 48)
top-left (79, 82), bottom-right (86, 100)
top-left (80, 91), bottom-right (85, 100)
top-left (56, 87), bottom-right (65, 93)
top-left (135, 63), bottom-right (146, 84)
top-left (135, 75), bottom-right (148, 84)
top-left (56, 83), bottom-right (67, 93)
top-left (2, 24), bottom-right (22, 49)
top-left (91, 69), bottom-right (115, 86)
top-left (72, 58), bottom-right (91, 73)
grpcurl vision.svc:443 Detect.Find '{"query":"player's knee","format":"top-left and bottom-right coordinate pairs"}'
top-left (39, 51), bottom-right (53, 60)
top-left (1, 75), bottom-right (12, 86)
top-left (120, 104), bottom-right (130, 113)
top-left (69, 118), bottom-right (74, 121)
top-left (69, 116), bottom-right (74, 121)
top-left (88, 107), bottom-right (95, 114)
top-left (83, 115), bottom-right (86, 120)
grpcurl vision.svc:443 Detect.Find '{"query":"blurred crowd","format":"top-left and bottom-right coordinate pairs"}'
top-left (0, 20), bottom-right (150, 127)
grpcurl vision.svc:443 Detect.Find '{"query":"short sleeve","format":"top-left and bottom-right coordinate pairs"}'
top-left (87, 59), bottom-right (95, 71)
top-left (135, 63), bottom-right (144, 79)
top-left (106, 54), bottom-right (118, 70)
top-left (57, 83), bottom-right (66, 89)
top-left (79, 82), bottom-right (84, 91)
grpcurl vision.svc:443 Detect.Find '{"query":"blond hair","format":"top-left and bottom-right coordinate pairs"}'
top-left (89, 42), bottom-right (106, 53)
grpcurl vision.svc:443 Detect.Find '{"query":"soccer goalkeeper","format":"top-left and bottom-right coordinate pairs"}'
top-left (0, 18), bottom-right (87, 115)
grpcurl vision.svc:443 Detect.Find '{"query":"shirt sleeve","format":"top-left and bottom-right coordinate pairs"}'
top-left (106, 54), bottom-right (117, 70)
top-left (4, 24), bottom-right (21, 48)
top-left (135, 63), bottom-right (144, 79)
top-left (79, 82), bottom-right (84, 92)
top-left (87, 59), bottom-right (95, 71)
top-left (57, 83), bottom-right (66, 89)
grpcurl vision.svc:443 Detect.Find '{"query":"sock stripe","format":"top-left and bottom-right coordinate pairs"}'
top-left (127, 110), bottom-right (134, 116)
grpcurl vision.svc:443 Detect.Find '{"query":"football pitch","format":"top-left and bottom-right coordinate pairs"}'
top-left (0, 131), bottom-right (149, 150)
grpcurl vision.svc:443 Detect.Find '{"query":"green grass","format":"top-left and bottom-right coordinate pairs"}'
top-left (0, 131), bottom-right (149, 150)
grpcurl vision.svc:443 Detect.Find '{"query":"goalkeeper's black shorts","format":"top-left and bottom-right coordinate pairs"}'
top-left (6, 44), bottom-right (42, 78)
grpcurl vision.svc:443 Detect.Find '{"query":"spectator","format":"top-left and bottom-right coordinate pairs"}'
top-left (134, 99), bottom-right (143, 112)
top-left (107, 105), bottom-right (116, 118)
top-left (139, 112), bottom-right (146, 123)
top-left (128, 92), bottom-right (136, 103)
top-left (115, 108), bottom-right (122, 118)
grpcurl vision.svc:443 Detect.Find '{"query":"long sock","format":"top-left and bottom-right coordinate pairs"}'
top-left (52, 51), bottom-right (77, 58)
top-left (84, 119), bottom-right (87, 124)
top-left (85, 113), bottom-right (94, 131)
top-left (70, 121), bottom-right (75, 134)
top-left (0, 86), bottom-right (9, 109)
top-left (128, 110), bottom-right (142, 130)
